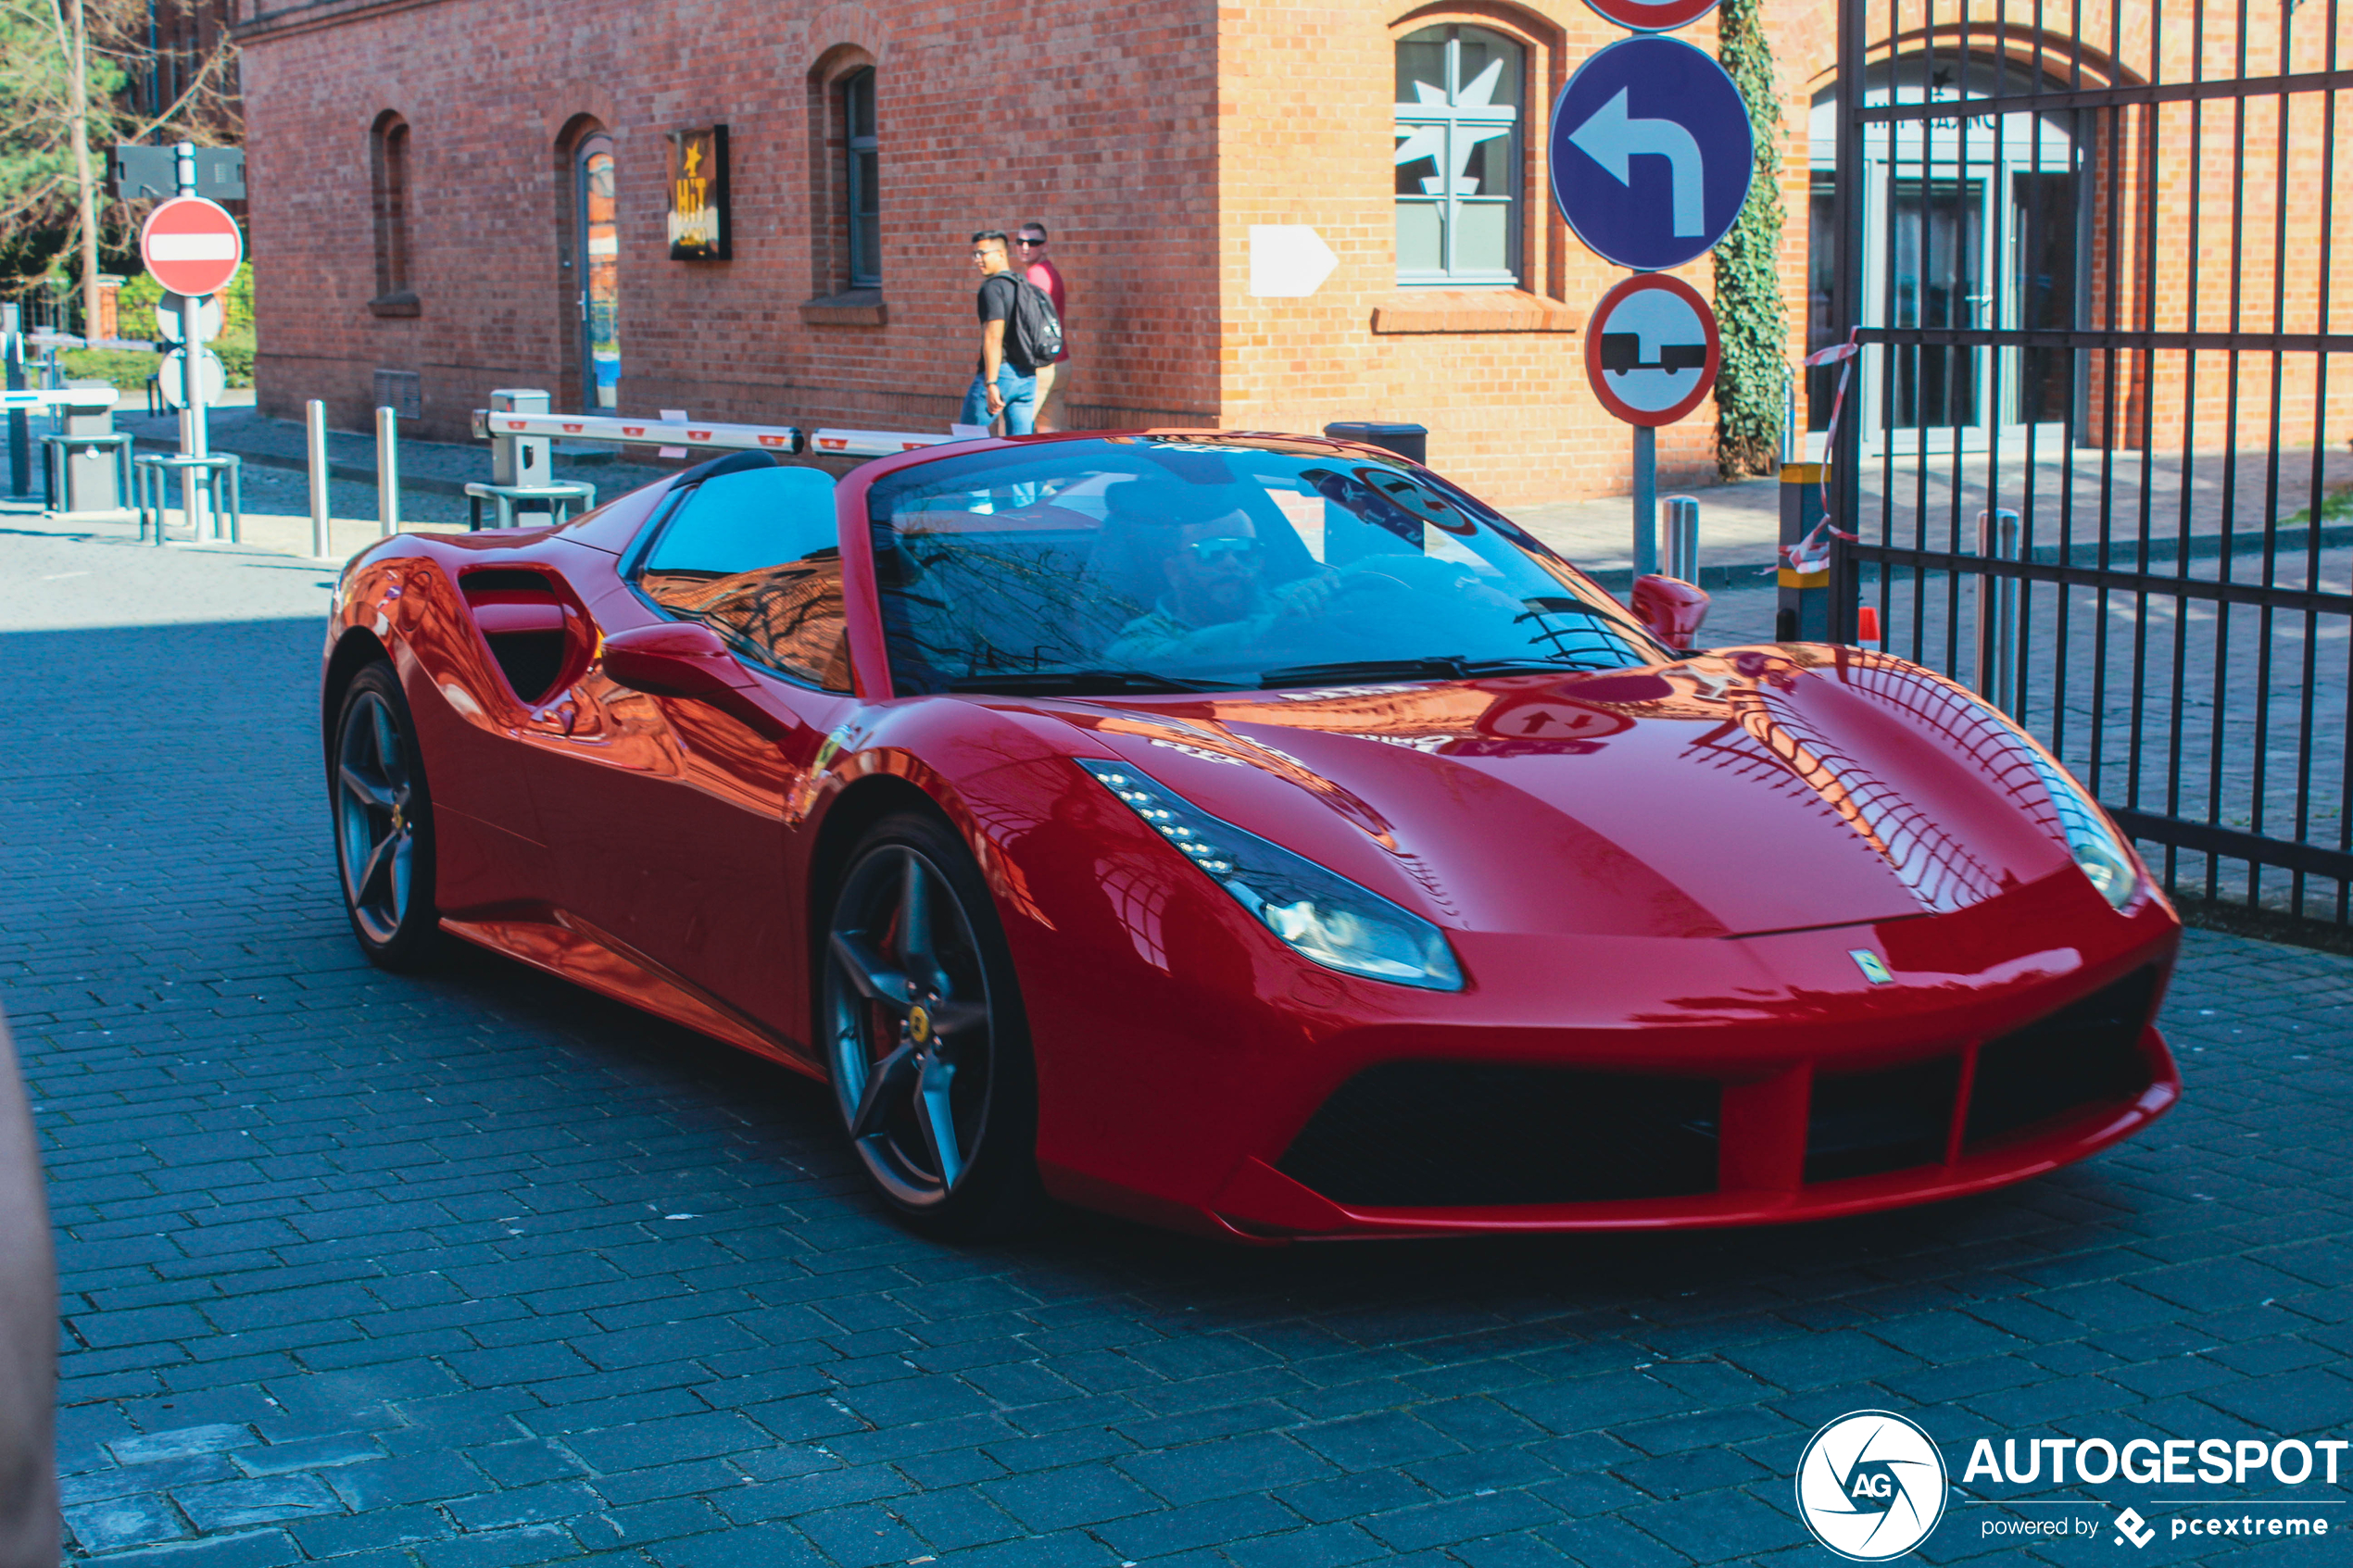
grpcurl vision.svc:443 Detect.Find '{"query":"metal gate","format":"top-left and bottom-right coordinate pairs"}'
top-left (1825, 0), bottom-right (2353, 932)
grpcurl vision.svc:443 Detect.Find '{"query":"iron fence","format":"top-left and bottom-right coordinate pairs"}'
top-left (1827, 0), bottom-right (2353, 929)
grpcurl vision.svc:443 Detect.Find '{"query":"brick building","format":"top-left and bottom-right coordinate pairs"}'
top-left (232, 0), bottom-right (2347, 508)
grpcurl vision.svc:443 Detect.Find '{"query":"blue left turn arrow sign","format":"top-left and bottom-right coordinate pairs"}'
top-left (1549, 35), bottom-right (1755, 272)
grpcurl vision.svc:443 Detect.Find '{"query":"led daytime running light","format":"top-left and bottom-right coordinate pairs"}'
top-left (1077, 759), bottom-right (1465, 991)
top-left (2015, 734), bottom-right (2139, 910)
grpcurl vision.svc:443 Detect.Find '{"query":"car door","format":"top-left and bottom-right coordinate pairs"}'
top-left (522, 463), bottom-right (859, 1049)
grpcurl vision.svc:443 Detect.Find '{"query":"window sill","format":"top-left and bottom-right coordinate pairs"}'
top-left (800, 288), bottom-right (886, 327)
top-left (368, 292), bottom-right (421, 319)
top-left (1370, 291), bottom-right (1581, 334)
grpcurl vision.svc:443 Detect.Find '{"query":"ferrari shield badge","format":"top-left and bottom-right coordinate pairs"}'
top-left (1849, 949), bottom-right (1894, 985)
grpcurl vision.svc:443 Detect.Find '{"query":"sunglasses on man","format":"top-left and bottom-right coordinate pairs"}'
top-left (1013, 237), bottom-right (1048, 248)
top-left (1182, 537), bottom-right (1260, 563)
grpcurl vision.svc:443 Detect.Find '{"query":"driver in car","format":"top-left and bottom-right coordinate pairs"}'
top-left (1102, 513), bottom-right (1340, 664)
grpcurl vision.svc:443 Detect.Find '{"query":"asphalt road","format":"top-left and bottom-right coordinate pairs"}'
top-left (6, 507), bottom-right (2353, 1568)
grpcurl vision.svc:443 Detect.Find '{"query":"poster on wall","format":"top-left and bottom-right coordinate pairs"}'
top-left (667, 124), bottom-right (730, 260)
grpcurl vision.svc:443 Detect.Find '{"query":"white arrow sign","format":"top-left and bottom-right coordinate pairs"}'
top-left (1567, 88), bottom-right (1705, 237)
top-left (1249, 226), bottom-right (1339, 297)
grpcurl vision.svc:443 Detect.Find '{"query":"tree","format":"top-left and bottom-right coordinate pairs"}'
top-left (0, 0), bottom-right (236, 331)
top-left (1713, 0), bottom-right (1789, 479)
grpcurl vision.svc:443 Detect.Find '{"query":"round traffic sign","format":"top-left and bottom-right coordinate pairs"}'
top-left (1578, 0), bottom-right (1721, 31)
top-left (157, 347), bottom-right (228, 410)
top-left (1549, 35), bottom-right (1755, 272)
top-left (140, 196), bottom-right (244, 299)
top-left (155, 293), bottom-right (224, 345)
top-left (1584, 272), bottom-right (1719, 427)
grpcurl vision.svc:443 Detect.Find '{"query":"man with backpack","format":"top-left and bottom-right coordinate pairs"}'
top-left (959, 230), bottom-right (1062, 437)
top-left (1014, 223), bottom-right (1071, 431)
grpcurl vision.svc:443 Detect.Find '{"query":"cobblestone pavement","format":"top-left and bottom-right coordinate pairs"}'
top-left (6, 511), bottom-right (2353, 1568)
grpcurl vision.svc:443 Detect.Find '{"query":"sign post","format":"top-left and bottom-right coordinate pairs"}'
top-left (1551, 21), bottom-right (1752, 584)
top-left (137, 150), bottom-right (243, 542)
top-left (1583, 273), bottom-right (1719, 575)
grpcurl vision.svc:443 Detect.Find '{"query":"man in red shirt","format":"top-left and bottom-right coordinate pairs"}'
top-left (1013, 222), bottom-right (1070, 431)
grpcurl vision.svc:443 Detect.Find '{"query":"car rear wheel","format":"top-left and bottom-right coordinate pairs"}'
top-left (331, 661), bottom-right (441, 971)
top-left (824, 813), bottom-right (1040, 1237)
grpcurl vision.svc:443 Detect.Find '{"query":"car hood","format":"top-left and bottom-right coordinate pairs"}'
top-left (1022, 646), bottom-right (2084, 940)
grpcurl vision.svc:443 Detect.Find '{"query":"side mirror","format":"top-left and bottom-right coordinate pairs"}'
top-left (600, 620), bottom-right (746, 698)
top-left (599, 621), bottom-right (791, 740)
top-left (1631, 574), bottom-right (1710, 653)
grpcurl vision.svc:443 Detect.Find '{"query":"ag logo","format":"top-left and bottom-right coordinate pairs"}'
top-left (1795, 1411), bottom-right (1946, 1561)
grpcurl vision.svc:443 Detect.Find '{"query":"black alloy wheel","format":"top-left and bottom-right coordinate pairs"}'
top-left (332, 662), bottom-right (441, 971)
top-left (824, 813), bottom-right (1040, 1237)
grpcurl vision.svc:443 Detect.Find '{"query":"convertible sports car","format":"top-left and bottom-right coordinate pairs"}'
top-left (321, 431), bottom-right (2181, 1241)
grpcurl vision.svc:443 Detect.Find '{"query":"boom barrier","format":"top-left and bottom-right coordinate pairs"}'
top-left (468, 408), bottom-right (958, 460)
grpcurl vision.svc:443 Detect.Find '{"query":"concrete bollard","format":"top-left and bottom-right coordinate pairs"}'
top-left (1659, 495), bottom-right (1699, 583)
top-left (1976, 508), bottom-right (2021, 712)
top-left (376, 405), bottom-right (400, 538)
top-left (307, 400), bottom-right (331, 558)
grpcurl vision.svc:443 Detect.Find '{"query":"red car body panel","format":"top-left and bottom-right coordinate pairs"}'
top-left (322, 433), bottom-right (2183, 1242)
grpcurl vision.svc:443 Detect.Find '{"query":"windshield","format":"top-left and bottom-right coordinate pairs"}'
top-left (865, 436), bottom-right (1667, 695)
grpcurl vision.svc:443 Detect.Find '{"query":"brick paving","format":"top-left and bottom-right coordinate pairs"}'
top-left (6, 508), bottom-right (2353, 1567)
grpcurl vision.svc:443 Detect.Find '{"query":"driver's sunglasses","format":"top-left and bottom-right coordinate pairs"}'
top-left (1013, 237), bottom-right (1047, 248)
top-left (1184, 537), bottom-right (1260, 563)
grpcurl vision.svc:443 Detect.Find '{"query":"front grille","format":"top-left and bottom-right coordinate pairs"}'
top-left (1806, 1057), bottom-right (1960, 1183)
top-left (1276, 1061), bottom-right (1719, 1209)
top-left (1964, 968), bottom-right (2160, 1149)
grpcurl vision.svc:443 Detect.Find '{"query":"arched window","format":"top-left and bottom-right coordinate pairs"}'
top-left (370, 113), bottom-right (416, 312)
top-left (1394, 25), bottom-right (1524, 286)
top-left (576, 132), bottom-right (622, 409)
top-left (842, 69), bottom-right (880, 286)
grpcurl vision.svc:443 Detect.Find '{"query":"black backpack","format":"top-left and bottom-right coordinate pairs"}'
top-left (1001, 272), bottom-right (1063, 370)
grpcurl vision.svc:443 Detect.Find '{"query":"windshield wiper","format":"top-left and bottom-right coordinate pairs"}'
top-left (946, 669), bottom-right (1235, 696)
top-left (1255, 657), bottom-right (1575, 687)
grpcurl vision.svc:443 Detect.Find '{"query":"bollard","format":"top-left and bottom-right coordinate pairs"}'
top-left (307, 400), bottom-right (331, 558)
top-left (488, 388), bottom-right (553, 486)
top-left (1976, 508), bottom-right (2021, 712)
top-left (1777, 463), bottom-right (1829, 643)
top-left (3, 307), bottom-right (25, 500)
top-left (1658, 495), bottom-right (1699, 583)
top-left (375, 405), bottom-right (400, 538)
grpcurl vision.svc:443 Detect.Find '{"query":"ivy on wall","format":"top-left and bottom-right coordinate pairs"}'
top-left (1714, 0), bottom-right (1788, 479)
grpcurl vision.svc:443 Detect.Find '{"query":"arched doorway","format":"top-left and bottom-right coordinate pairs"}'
top-left (1809, 55), bottom-right (2086, 453)
top-left (575, 132), bottom-right (622, 409)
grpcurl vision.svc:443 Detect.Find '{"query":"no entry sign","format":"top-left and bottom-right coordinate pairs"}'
top-left (1584, 272), bottom-right (1719, 426)
top-left (140, 196), bottom-right (243, 299)
top-left (1578, 0), bottom-right (1721, 31)
top-left (1550, 36), bottom-right (1755, 272)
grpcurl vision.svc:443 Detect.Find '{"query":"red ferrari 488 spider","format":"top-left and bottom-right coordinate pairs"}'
top-left (321, 432), bottom-right (2180, 1241)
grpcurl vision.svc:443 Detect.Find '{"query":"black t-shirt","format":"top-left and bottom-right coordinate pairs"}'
top-left (974, 271), bottom-right (1036, 376)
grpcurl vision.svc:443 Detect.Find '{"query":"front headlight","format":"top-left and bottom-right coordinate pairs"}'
top-left (1077, 759), bottom-right (1465, 990)
top-left (2019, 746), bottom-right (2138, 909)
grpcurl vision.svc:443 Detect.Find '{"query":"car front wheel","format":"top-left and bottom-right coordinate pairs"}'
top-left (331, 661), bottom-right (441, 971)
top-left (823, 813), bottom-right (1041, 1238)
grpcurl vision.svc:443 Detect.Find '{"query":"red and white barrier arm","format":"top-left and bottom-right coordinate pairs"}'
top-left (805, 428), bottom-right (957, 458)
top-left (0, 386), bottom-right (120, 413)
top-left (469, 409), bottom-right (806, 454)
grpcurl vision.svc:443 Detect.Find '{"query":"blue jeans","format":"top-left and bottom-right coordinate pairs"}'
top-left (960, 365), bottom-right (1038, 435)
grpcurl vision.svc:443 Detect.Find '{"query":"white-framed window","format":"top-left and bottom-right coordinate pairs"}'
top-left (1394, 24), bottom-right (1524, 286)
